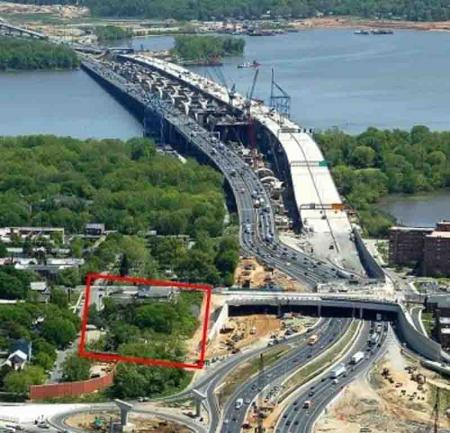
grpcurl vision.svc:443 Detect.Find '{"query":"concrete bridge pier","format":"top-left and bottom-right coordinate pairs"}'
top-left (192, 389), bottom-right (207, 417)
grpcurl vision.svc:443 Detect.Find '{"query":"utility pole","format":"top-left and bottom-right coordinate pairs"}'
top-left (433, 386), bottom-right (440, 433)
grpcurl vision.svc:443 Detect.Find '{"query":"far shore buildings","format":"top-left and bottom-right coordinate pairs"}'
top-left (389, 220), bottom-right (450, 277)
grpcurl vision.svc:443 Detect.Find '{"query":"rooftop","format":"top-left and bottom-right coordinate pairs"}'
top-left (427, 231), bottom-right (450, 239)
top-left (390, 226), bottom-right (434, 232)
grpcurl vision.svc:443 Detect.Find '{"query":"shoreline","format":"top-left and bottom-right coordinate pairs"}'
top-left (290, 17), bottom-right (450, 32)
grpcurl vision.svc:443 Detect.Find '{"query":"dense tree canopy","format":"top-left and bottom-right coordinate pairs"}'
top-left (9, 0), bottom-right (448, 21)
top-left (315, 126), bottom-right (450, 236)
top-left (8, 0), bottom-right (450, 21)
top-left (0, 136), bottom-right (225, 237)
top-left (173, 35), bottom-right (245, 62)
top-left (89, 292), bottom-right (202, 398)
top-left (62, 354), bottom-right (91, 382)
top-left (0, 267), bottom-right (34, 300)
top-left (0, 37), bottom-right (79, 71)
top-left (93, 25), bottom-right (133, 42)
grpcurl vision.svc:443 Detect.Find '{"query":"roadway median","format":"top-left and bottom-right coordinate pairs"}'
top-left (278, 319), bottom-right (362, 403)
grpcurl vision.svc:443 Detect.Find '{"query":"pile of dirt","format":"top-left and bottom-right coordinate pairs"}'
top-left (315, 343), bottom-right (450, 433)
top-left (207, 315), bottom-right (281, 357)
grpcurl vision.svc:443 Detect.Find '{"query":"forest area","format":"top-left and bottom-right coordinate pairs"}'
top-left (315, 126), bottom-right (450, 236)
top-left (5, 0), bottom-right (449, 21)
top-left (0, 37), bottom-right (79, 71)
top-left (0, 135), bottom-right (239, 286)
top-left (172, 35), bottom-right (245, 62)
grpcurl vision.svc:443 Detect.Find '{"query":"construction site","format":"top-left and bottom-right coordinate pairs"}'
top-left (207, 313), bottom-right (317, 358)
top-left (65, 410), bottom-right (191, 433)
top-left (314, 343), bottom-right (450, 433)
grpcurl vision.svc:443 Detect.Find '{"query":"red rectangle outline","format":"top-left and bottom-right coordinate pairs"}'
top-left (78, 273), bottom-right (212, 370)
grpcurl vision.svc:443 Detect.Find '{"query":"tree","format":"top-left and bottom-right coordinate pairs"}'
top-left (0, 268), bottom-right (30, 300)
top-left (4, 366), bottom-right (46, 394)
top-left (41, 317), bottom-right (77, 349)
top-left (62, 354), bottom-right (91, 382)
top-left (351, 145), bottom-right (376, 168)
top-left (119, 254), bottom-right (130, 276)
top-left (50, 287), bottom-right (68, 309)
top-left (0, 241), bottom-right (7, 258)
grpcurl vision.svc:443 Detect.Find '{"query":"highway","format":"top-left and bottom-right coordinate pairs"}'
top-left (82, 59), bottom-right (362, 289)
top-left (276, 320), bottom-right (389, 433)
top-left (219, 317), bottom-right (351, 433)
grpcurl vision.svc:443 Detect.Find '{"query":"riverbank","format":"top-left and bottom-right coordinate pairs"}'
top-left (291, 17), bottom-right (450, 32)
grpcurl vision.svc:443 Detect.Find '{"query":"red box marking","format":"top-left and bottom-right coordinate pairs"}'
top-left (78, 273), bottom-right (212, 370)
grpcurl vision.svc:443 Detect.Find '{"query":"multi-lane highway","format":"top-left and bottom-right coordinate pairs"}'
top-left (219, 318), bottom-right (351, 433)
top-left (82, 58), bottom-right (362, 289)
top-left (276, 320), bottom-right (388, 433)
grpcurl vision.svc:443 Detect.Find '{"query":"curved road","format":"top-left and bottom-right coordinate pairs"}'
top-left (82, 59), bottom-right (363, 289)
top-left (219, 317), bottom-right (351, 433)
top-left (276, 321), bottom-right (389, 433)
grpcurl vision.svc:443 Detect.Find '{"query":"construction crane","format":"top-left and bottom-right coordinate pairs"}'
top-left (244, 68), bottom-right (259, 161)
top-left (256, 353), bottom-right (265, 433)
top-left (269, 68), bottom-right (291, 121)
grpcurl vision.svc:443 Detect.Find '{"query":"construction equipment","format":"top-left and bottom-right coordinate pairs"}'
top-left (244, 68), bottom-right (259, 159)
top-left (269, 68), bottom-right (291, 120)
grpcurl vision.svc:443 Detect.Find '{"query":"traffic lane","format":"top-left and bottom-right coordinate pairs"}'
top-left (298, 324), bottom-right (388, 433)
top-left (276, 321), bottom-right (372, 432)
top-left (220, 318), bottom-right (351, 433)
top-left (206, 319), bottom-right (330, 433)
top-left (278, 322), bottom-right (388, 433)
top-left (220, 319), bottom-right (350, 433)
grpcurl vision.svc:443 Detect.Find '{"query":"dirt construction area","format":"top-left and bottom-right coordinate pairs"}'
top-left (315, 342), bottom-right (450, 433)
top-left (234, 256), bottom-right (307, 291)
top-left (66, 411), bottom-right (191, 433)
top-left (207, 314), bottom-right (317, 358)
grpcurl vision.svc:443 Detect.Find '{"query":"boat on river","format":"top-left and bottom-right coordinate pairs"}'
top-left (237, 60), bottom-right (260, 69)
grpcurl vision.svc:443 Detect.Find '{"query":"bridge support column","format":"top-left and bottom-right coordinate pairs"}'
top-left (192, 389), bottom-right (207, 418)
top-left (359, 307), bottom-right (363, 319)
top-left (317, 304), bottom-right (322, 317)
top-left (114, 399), bottom-right (133, 431)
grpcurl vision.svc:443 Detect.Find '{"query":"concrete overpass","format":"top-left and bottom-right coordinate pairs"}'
top-left (212, 290), bottom-right (450, 363)
top-left (125, 54), bottom-right (363, 273)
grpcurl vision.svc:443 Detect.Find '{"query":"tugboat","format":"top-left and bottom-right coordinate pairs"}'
top-left (354, 29), bottom-right (370, 35)
top-left (237, 60), bottom-right (260, 69)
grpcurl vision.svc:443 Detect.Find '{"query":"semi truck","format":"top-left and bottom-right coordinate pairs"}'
top-left (235, 398), bottom-right (244, 409)
top-left (330, 364), bottom-right (347, 379)
top-left (351, 351), bottom-right (365, 364)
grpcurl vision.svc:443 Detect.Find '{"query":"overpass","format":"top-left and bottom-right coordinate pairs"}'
top-left (125, 54), bottom-right (363, 274)
top-left (81, 57), bottom-right (368, 289)
top-left (213, 290), bottom-right (450, 363)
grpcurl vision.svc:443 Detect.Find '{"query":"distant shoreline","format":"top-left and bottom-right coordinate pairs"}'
top-left (291, 17), bottom-right (450, 32)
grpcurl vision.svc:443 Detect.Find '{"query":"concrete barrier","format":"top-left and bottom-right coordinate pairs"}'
top-left (353, 228), bottom-right (385, 281)
top-left (208, 303), bottom-right (229, 342)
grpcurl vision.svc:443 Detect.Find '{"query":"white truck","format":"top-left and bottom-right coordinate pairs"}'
top-left (330, 364), bottom-right (347, 379)
top-left (350, 351), bottom-right (365, 364)
top-left (235, 398), bottom-right (244, 410)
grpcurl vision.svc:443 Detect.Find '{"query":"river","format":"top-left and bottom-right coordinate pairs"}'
top-left (1, 29), bottom-right (450, 138)
top-left (379, 190), bottom-right (450, 227)
top-left (1, 29), bottom-right (449, 224)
